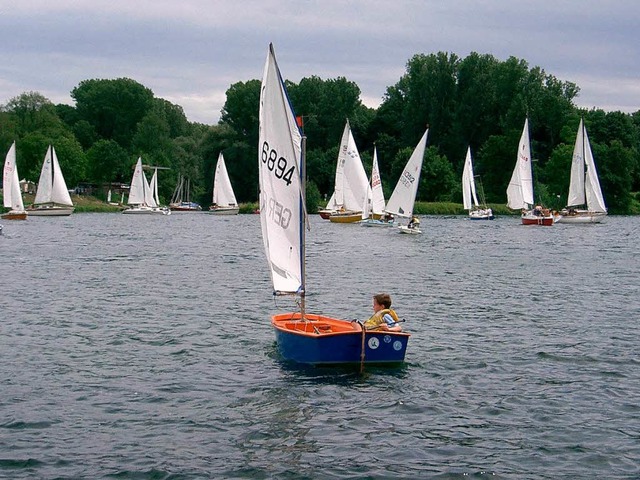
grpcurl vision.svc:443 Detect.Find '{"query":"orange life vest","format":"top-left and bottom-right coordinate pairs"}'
top-left (364, 308), bottom-right (400, 330)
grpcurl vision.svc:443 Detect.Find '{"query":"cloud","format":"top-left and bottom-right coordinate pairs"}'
top-left (0, 1), bottom-right (638, 124)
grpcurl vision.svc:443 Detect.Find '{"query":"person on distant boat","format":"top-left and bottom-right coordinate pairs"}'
top-left (408, 216), bottom-right (420, 229)
top-left (364, 293), bottom-right (402, 331)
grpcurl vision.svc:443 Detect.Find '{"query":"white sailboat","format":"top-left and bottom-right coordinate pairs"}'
top-left (506, 118), bottom-right (555, 226)
top-left (209, 152), bottom-right (239, 214)
top-left (385, 128), bottom-right (429, 234)
top-left (321, 120), bottom-right (370, 223)
top-left (557, 118), bottom-right (607, 223)
top-left (28, 145), bottom-right (74, 216)
top-left (259, 43), bottom-right (409, 366)
top-left (2, 142), bottom-right (27, 220)
top-left (360, 147), bottom-right (392, 226)
top-left (122, 157), bottom-right (170, 215)
top-left (462, 146), bottom-right (494, 220)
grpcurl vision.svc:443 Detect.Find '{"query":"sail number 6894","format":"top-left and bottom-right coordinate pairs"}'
top-left (261, 141), bottom-right (296, 186)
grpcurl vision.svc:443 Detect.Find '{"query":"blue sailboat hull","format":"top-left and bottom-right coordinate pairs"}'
top-left (272, 312), bottom-right (410, 365)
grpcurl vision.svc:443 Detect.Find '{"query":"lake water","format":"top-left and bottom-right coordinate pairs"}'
top-left (0, 213), bottom-right (638, 479)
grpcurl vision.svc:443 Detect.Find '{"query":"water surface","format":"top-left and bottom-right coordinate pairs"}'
top-left (1, 214), bottom-right (638, 479)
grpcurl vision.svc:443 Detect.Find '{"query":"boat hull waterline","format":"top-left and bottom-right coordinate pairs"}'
top-left (27, 206), bottom-right (74, 216)
top-left (272, 312), bottom-right (410, 365)
top-left (209, 206), bottom-right (240, 215)
top-left (398, 225), bottom-right (422, 234)
top-left (328, 211), bottom-right (363, 223)
top-left (521, 212), bottom-right (554, 226)
top-left (1, 211), bottom-right (28, 220)
top-left (122, 206), bottom-right (170, 215)
top-left (556, 210), bottom-right (606, 224)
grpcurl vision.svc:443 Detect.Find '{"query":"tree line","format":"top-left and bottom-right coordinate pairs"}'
top-left (1, 51), bottom-right (638, 213)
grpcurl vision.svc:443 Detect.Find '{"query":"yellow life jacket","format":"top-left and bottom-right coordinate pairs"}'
top-left (364, 308), bottom-right (399, 329)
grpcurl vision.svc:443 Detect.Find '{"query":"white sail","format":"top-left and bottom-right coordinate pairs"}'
top-left (144, 169), bottom-right (157, 208)
top-left (370, 147), bottom-right (385, 215)
top-left (33, 145), bottom-right (73, 206)
top-left (213, 153), bottom-right (238, 207)
top-left (361, 147), bottom-right (385, 219)
top-left (259, 43), bottom-right (304, 294)
top-left (34, 146), bottom-right (53, 205)
top-left (462, 146), bottom-right (480, 210)
top-left (506, 118), bottom-right (534, 210)
top-left (385, 128), bottom-right (428, 218)
top-left (326, 121), bottom-right (369, 212)
top-left (568, 119), bottom-right (606, 213)
top-left (149, 169), bottom-right (160, 207)
top-left (50, 147), bottom-right (73, 206)
top-left (127, 158), bottom-right (146, 205)
top-left (3, 142), bottom-right (25, 212)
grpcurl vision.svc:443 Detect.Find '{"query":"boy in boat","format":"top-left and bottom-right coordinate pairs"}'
top-left (364, 293), bottom-right (402, 331)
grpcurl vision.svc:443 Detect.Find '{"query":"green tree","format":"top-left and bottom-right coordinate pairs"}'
top-left (420, 147), bottom-right (457, 202)
top-left (71, 78), bottom-right (154, 149)
top-left (86, 139), bottom-right (130, 184)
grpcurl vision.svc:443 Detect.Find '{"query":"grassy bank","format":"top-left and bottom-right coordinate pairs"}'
top-left (3, 194), bottom-right (637, 215)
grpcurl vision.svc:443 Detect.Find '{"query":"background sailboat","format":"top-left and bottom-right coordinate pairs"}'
top-left (122, 158), bottom-right (170, 215)
top-left (322, 120), bottom-right (370, 223)
top-left (28, 145), bottom-right (74, 216)
top-left (2, 142), bottom-right (27, 220)
top-left (385, 128), bottom-right (429, 234)
top-left (209, 152), bottom-right (239, 214)
top-left (360, 147), bottom-right (392, 226)
top-left (557, 118), bottom-right (607, 223)
top-left (506, 118), bottom-right (554, 226)
top-left (462, 146), bottom-right (494, 220)
top-left (259, 43), bottom-right (409, 366)
top-left (170, 175), bottom-right (201, 211)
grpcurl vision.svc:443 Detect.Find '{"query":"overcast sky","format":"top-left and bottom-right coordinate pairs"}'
top-left (1, 1), bottom-right (638, 125)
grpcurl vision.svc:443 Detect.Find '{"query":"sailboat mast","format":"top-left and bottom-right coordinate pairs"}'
top-left (581, 118), bottom-right (587, 197)
top-left (300, 134), bottom-right (307, 319)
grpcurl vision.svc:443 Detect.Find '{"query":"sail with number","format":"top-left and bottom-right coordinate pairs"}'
top-left (361, 147), bottom-right (385, 220)
top-left (259, 43), bottom-right (304, 295)
top-left (385, 128), bottom-right (428, 219)
top-left (506, 118), bottom-right (534, 210)
top-left (325, 121), bottom-right (369, 212)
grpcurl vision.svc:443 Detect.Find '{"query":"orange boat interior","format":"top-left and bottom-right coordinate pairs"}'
top-left (272, 312), bottom-right (361, 336)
